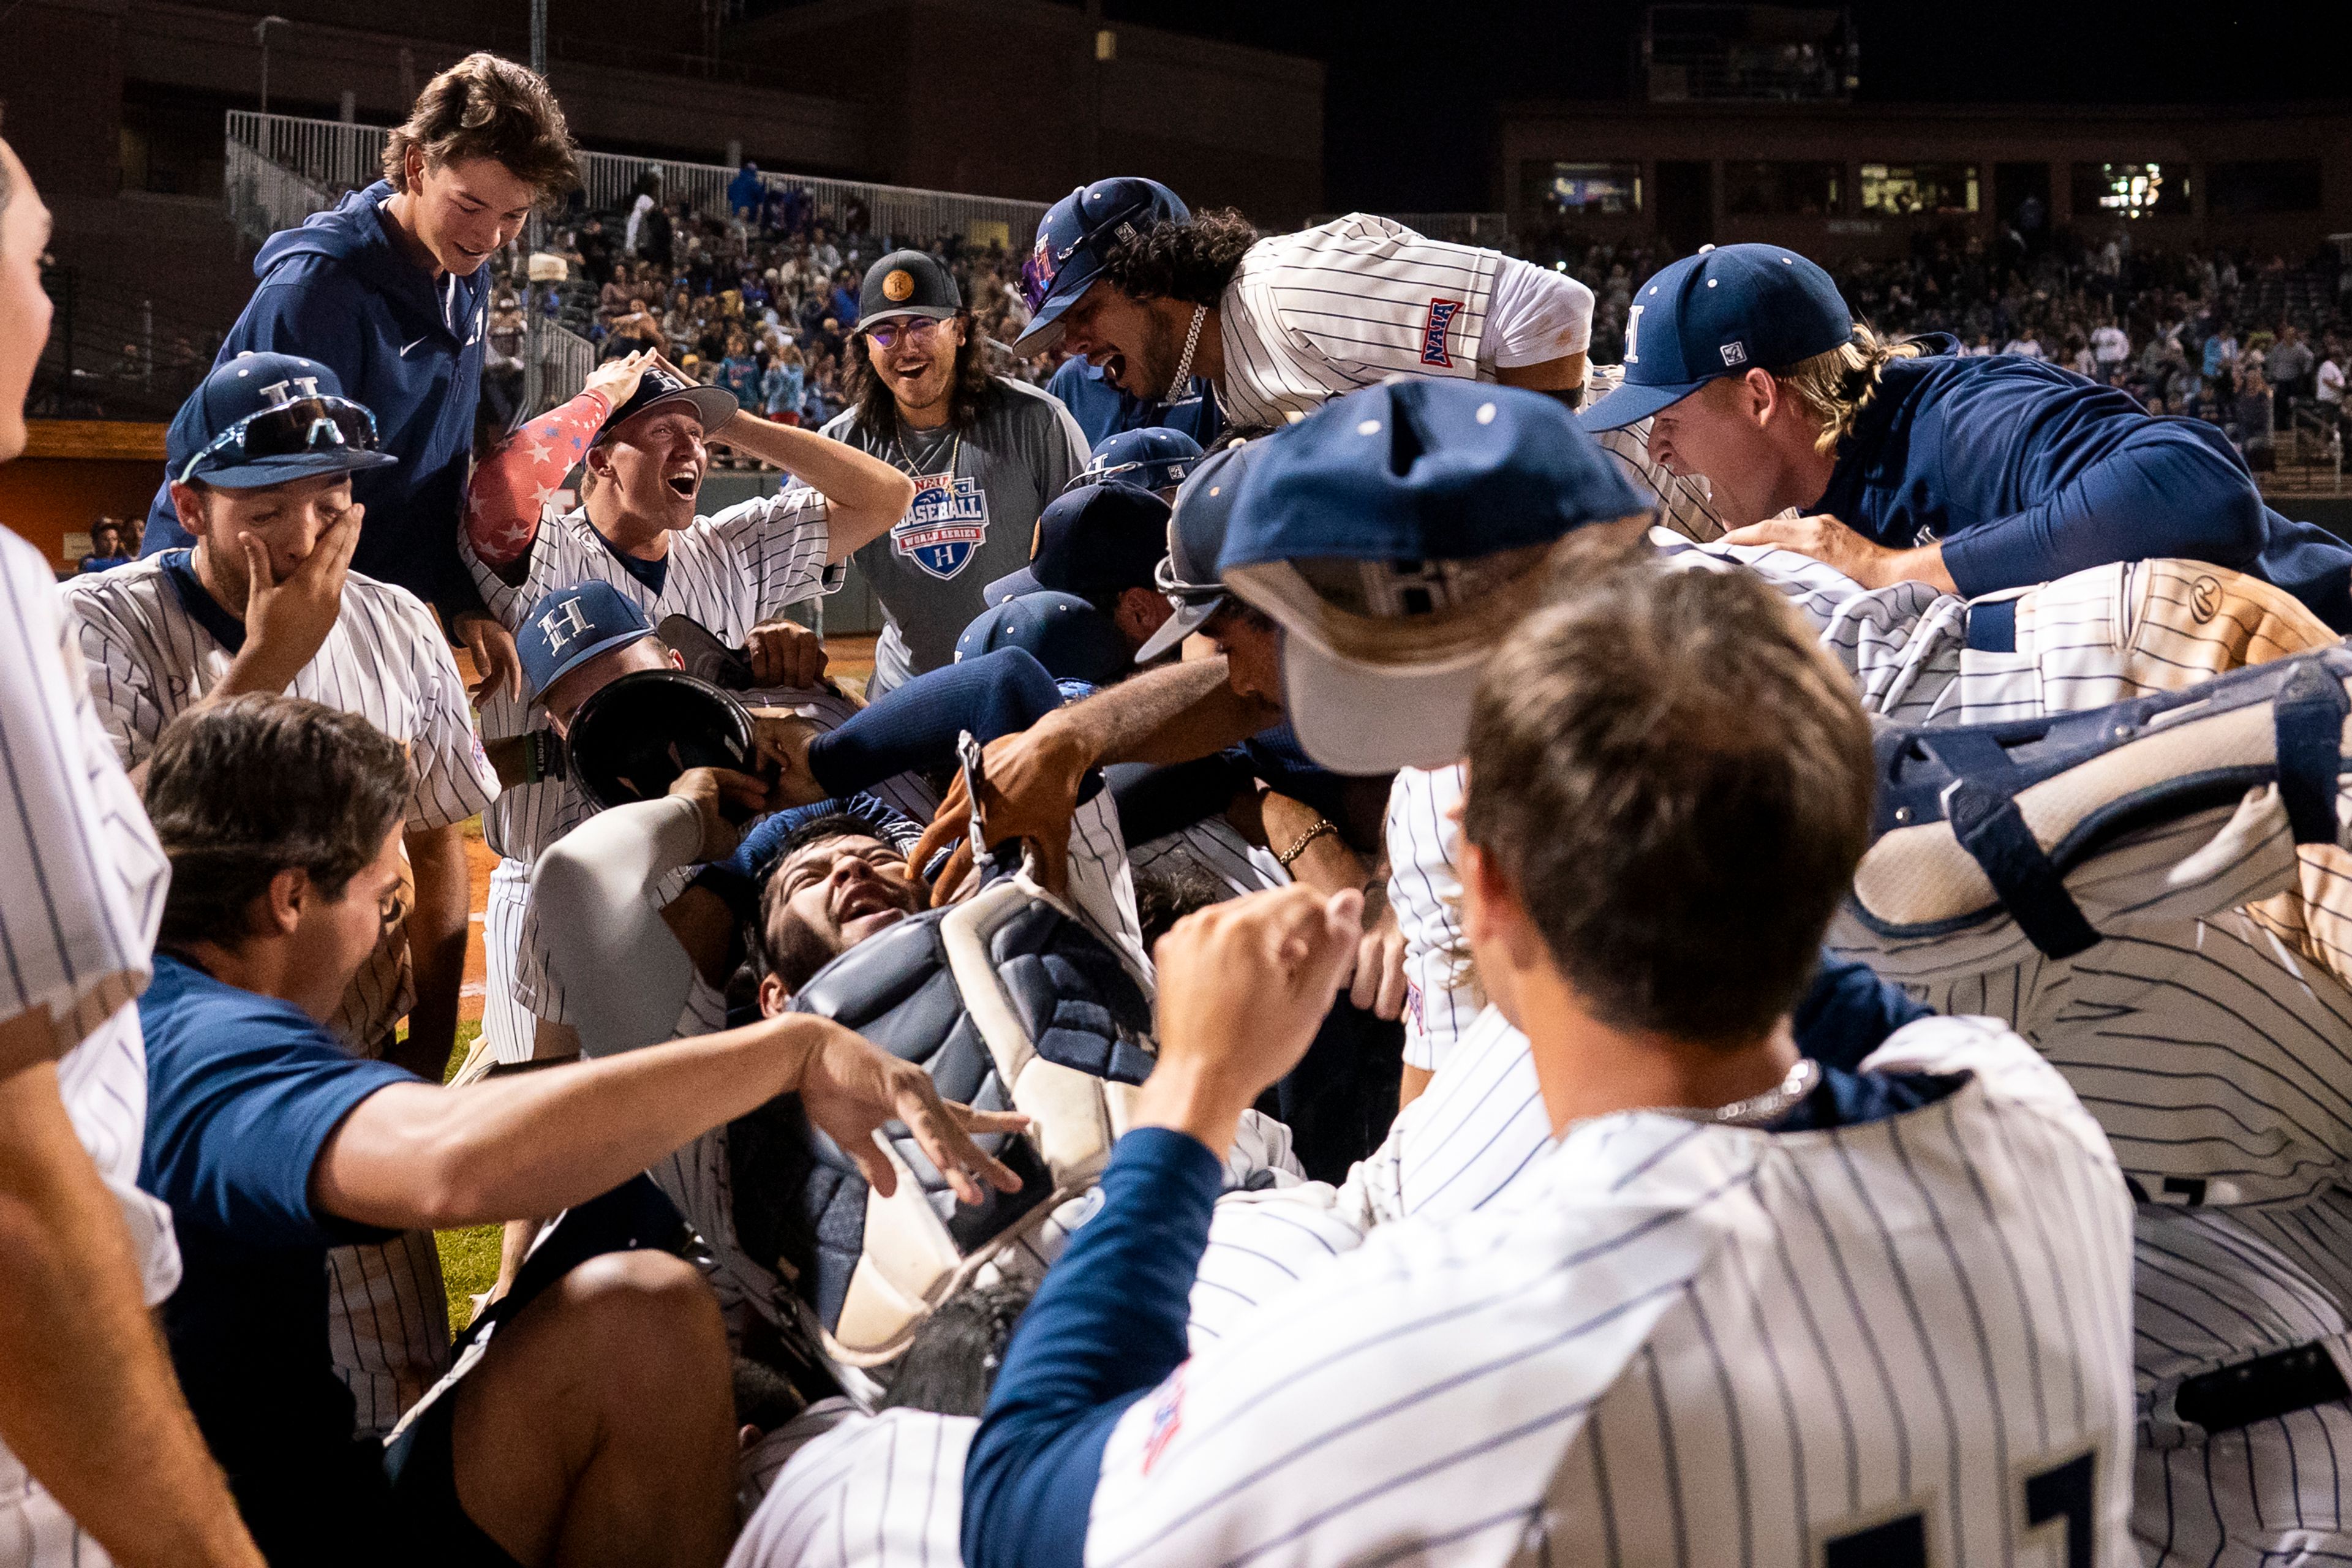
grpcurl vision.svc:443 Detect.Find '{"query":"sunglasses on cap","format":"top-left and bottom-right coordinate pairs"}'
top-left (1018, 236), bottom-right (1077, 317)
top-left (1154, 551), bottom-right (1224, 605)
top-left (1071, 455), bottom-right (1196, 493)
top-left (864, 317), bottom-right (948, 351)
top-left (177, 396), bottom-right (382, 484)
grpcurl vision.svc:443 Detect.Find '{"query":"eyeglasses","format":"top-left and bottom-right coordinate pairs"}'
top-left (177, 396), bottom-right (381, 484)
top-left (863, 317), bottom-right (946, 352)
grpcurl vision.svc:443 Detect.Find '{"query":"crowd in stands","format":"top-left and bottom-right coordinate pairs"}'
top-left (482, 175), bottom-right (1050, 452)
top-left (1520, 218), bottom-right (2352, 471)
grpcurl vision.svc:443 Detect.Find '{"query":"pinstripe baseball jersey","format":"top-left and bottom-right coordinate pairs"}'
top-left (2130, 1191), bottom-right (2352, 1566)
top-left (0, 529), bottom-right (178, 1567)
top-left (464, 494), bottom-right (836, 1030)
top-left (475, 677), bottom-right (935, 1068)
top-left (1126, 816), bottom-right (1285, 906)
top-left (1389, 540), bottom-right (2341, 1072)
top-left (734, 1404), bottom-right (971, 1568)
top-left (1079, 1020), bottom-right (2135, 1568)
top-left (1215, 216), bottom-right (1504, 432)
top-left (59, 553), bottom-right (498, 1046)
top-left (57, 551), bottom-right (495, 1439)
top-left (554, 786), bottom-right (1154, 1343)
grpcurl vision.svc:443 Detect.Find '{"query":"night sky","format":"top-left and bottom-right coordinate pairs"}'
top-left (1101, 0), bottom-right (2352, 211)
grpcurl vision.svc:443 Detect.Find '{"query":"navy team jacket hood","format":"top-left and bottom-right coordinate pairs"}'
top-left (144, 181), bottom-right (489, 619)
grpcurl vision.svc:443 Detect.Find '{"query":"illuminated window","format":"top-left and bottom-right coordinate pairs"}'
top-left (2069, 162), bottom-right (2190, 219)
top-left (1523, 162), bottom-right (1644, 215)
top-left (1858, 163), bottom-right (1979, 216)
top-left (1722, 162), bottom-right (1843, 216)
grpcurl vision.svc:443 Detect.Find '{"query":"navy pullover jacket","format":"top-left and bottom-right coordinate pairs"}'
top-left (1814, 337), bottom-right (2352, 630)
top-left (144, 181), bottom-right (490, 620)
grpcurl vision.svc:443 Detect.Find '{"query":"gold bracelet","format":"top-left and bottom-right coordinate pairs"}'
top-left (1276, 818), bottom-right (1339, 869)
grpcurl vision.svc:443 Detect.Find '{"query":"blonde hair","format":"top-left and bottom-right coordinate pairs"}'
top-left (1773, 323), bottom-right (1924, 454)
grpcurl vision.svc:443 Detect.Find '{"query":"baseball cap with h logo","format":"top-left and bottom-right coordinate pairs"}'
top-left (1577, 244), bottom-right (1856, 432)
top-left (519, 581), bottom-right (657, 703)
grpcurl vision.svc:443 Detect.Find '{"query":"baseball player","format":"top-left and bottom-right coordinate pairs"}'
top-left (130, 692), bottom-right (1021, 1566)
top-left (960, 560), bottom-right (2137, 1568)
top-left (1225, 381), bottom-right (2352, 1564)
top-left (460, 349), bottom-right (912, 1066)
top-left (1011, 176), bottom-right (1596, 428)
top-left (1581, 243), bottom-right (2352, 628)
top-left (0, 535), bottom-right (260, 1568)
top-left (140, 53), bottom-right (582, 698)
top-left (59, 351), bottom-right (502, 1436)
top-left (821, 247), bottom-right (1093, 699)
top-left (0, 132), bottom-right (260, 1567)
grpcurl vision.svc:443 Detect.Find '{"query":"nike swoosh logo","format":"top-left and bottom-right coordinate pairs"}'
top-left (401, 336), bottom-right (431, 356)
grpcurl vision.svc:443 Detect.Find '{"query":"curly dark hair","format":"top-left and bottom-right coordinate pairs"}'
top-left (844, 311), bottom-right (998, 438)
top-left (1096, 208), bottom-right (1259, 306)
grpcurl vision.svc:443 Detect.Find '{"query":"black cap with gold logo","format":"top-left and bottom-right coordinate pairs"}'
top-left (856, 249), bottom-right (961, 330)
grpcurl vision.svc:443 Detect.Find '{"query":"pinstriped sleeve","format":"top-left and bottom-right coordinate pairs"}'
top-left (0, 544), bottom-right (165, 1058)
top-left (705, 483), bottom-right (840, 622)
top-left (383, 586), bottom-right (499, 829)
top-left (56, 581), bottom-right (168, 770)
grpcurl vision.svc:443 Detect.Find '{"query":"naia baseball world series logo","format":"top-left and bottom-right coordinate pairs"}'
top-left (892, 472), bottom-right (990, 580)
top-left (1419, 298), bottom-right (1466, 367)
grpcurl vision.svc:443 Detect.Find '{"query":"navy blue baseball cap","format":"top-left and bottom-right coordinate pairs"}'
top-left (1133, 439), bottom-right (1270, 663)
top-left (983, 481), bottom-right (1170, 608)
top-left (1577, 244), bottom-right (1855, 432)
top-left (167, 352), bottom-right (398, 489)
top-left (1078, 426), bottom-right (1203, 495)
top-left (955, 591), bottom-right (1131, 690)
top-left (519, 581), bottom-right (658, 702)
top-left (1221, 380), bottom-right (1649, 774)
top-left (1011, 177), bottom-right (1190, 355)
top-left (597, 359), bottom-right (737, 443)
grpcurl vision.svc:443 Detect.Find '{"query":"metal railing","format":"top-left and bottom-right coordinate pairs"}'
top-left (224, 136), bottom-right (339, 249)
top-left (225, 111), bottom-right (1050, 251)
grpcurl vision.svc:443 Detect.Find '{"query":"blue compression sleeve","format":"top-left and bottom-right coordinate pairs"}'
top-left (1938, 423), bottom-right (2268, 598)
top-left (963, 1127), bottom-right (1222, 1568)
top-left (807, 647), bottom-right (1065, 799)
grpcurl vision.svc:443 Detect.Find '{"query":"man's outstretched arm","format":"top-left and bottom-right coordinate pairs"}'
top-left (0, 1012), bottom-right (262, 1568)
top-left (914, 657), bottom-right (1281, 899)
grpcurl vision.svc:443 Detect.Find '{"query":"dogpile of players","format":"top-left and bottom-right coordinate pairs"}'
top-left (13, 51), bottom-right (2352, 1568)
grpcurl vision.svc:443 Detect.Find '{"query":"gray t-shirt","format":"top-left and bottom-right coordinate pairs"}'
top-left (823, 377), bottom-right (1089, 695)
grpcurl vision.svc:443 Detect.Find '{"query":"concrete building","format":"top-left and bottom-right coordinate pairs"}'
top-left (1498, 100), bottom-right (2352, 260)
top-left (2, 0), bottom-right (1322, 352)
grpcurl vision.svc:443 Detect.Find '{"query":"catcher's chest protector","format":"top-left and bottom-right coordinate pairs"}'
top-left (728, 870), bottom-right (1155, 1368)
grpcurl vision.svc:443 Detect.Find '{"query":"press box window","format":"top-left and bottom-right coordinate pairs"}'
top-left (2070, 163), bottom-right (2190, 219)
top-left (1859, 163), bottom-right (1979, 216)
top-left (1523, 162), bottom-right (1643, 215)
top-left (1722, 161), bottom-right (1842, 216)
top-left (2207, 160), bottom-right (2322, 216)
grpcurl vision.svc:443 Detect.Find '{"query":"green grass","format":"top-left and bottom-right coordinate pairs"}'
top-left (432, 1020), bottom-right (502, 1336)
